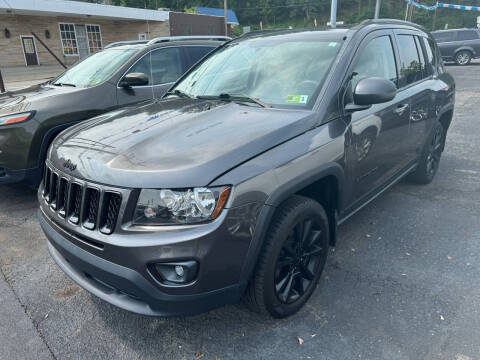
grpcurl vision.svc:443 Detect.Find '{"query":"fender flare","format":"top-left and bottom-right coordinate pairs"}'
top-left (38, 122), bottom-right (81, 167)
top-left (453, 46), bottom-right (476, 58)
top-left (238, 162), bottom-right (345, 291)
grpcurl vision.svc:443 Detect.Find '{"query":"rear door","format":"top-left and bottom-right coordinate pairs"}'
top-left (435, 31), bottom-right (457, 59)
top-left (457, 29), bottom-right (480, 55)
top-left (117, 47), bottom-right (186, 105)
top-left (393, 30), bottom-right (437, 162)
top-left (345, 30), bottom-right (411, 206)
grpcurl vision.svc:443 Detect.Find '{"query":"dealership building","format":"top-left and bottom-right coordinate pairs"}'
top-left (0, 0), bottom-right (237, 68)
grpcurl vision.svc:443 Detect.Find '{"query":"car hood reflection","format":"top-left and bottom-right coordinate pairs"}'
top-left (50, 98), bottom-right (317, 188)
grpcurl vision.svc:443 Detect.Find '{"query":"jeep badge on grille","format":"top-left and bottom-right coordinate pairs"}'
top-left (63, 159), bottom-right (77, 171)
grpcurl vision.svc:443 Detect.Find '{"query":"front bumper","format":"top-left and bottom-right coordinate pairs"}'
top-left (40, 210), bottom-right (243, 316)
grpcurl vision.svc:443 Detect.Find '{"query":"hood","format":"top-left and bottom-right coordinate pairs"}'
top-left (0, 83), bottom-right (79, 116)
top-left (50, 98), bottom-right (317, 188)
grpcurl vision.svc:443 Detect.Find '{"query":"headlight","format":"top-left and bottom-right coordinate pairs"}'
top-left (0, 111), bottom-right (35, 126)
top-left (134, 186), bottom-right (231, 225)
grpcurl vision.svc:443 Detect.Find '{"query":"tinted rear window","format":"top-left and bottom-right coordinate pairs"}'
top-left (457, 30), bottom-right (479, 41)
top-left (186, 46), bottom-right (214, 66)
top-left (432, 31), bottom-right (455, 42)
top-left (397, 35), bottom-right (423, 86)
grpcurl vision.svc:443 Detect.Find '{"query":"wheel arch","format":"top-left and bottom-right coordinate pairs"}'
top-left (454, 46), bottom-right (475, 58)
top-left (239, 162), bottom-right (345, 291)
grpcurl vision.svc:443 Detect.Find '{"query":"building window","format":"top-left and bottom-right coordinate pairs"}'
top-left (59, 23), bottom-right (78, 55)
top-left (86, 25), bottom-right (102, 53)
top-left (138, 33), bottom-right (147, 40)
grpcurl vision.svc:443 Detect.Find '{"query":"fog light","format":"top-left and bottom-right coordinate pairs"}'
top-left (174, 265), bottom-right (185, 277)
top-left (151, 260), bottom-right (198, 285)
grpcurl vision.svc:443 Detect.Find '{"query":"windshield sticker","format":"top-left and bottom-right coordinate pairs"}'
top-left (328, 42), bottom-right (337, 47)
top-left (286, 95), bottom-right (309, 104)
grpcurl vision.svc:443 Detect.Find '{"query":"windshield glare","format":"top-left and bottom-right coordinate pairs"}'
top-left (173, 36), bottom-right (342, 108)
top-left (52, 48), bottom-right (136, 87)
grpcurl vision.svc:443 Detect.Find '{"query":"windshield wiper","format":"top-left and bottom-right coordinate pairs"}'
top-left (164, 89), bottom-right (192, 99)
top-left (53, 82), bottom-right (76, 87)
top-left (197, 93), bottom-right (269, 108)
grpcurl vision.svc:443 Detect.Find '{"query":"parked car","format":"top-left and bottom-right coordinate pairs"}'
top-left (432, 28), bottom-right (480, 65)
top-left (38, 20), bottom-right (455, 318)
top-left (0, 36), bottom-right (228, 186)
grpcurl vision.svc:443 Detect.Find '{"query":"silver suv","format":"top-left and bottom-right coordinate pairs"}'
top-left (432, 28), bottom-right (480, 65)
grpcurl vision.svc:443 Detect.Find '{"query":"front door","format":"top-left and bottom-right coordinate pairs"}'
top-left (75, 25), bottom-right (89, 60)
top-left (21, 36), bottom-right (38, 66)
top-left (344, 30), bottom-right (411, 208)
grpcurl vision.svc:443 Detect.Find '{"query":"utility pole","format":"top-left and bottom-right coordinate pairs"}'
top-left (224, 0), bottom-right (228, 36)
top-left (374, 0), bottom-right (381, 19)
top-left (330, 0), bottom-right (337, 28)
top-left (432, 5), bottom-right (438, 30)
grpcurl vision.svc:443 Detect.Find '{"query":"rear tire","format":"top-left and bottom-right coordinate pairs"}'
top-left (454, 50), bottom-right (471, 66)
top-left (243, 195), bottom-right (329, 318)
top-left (409, 122), bottom-right (444, 185)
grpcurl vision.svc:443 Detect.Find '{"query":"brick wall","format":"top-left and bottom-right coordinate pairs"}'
top-left (0, 14), bottom-right (170, 67)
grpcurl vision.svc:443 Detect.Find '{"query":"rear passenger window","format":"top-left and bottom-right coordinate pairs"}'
top-left (414, 36), bottom-right (427, 77)
top-left (457, 30), bottom-right (479, 41)
top-left (422, 37), bottom-right (436, 74)
top-left (186, 46), bottom-right (214, 66)
top-left (352, 35), bottom-right (397, 91)
top-left (397, 35), bottom-right (423, 86)
top-left (432, 31), bottom-right (455, 43)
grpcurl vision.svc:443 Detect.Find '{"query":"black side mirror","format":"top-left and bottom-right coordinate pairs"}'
top-left (345, 77), bottom-right (397, 113)
top-left (119, 72), bottom-right (149, 87)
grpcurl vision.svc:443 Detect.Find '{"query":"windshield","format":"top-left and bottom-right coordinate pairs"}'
top-left (52, 48), bottom-right (137, 87)
top-left (172, 34), bottom-right (343, 109)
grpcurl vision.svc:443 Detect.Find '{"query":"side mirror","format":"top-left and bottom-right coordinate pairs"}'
top-left (119, 72), bottom-right (149, 87)
top-left (345, 77), bottom-right (397, 113)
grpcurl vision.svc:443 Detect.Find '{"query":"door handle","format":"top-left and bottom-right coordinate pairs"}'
top-left (394, 103), bottom-right (409, 115)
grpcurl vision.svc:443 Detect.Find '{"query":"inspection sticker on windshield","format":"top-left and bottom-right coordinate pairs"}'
top-left (328, 42), bottom-right (337, 47)
top-left (286, 95), bottom-right (309, 104)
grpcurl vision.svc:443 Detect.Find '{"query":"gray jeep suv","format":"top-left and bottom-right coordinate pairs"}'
top-left (432, 28), bottom-right (480, 65)
top-left (38, 20), bottom-right (455, 318)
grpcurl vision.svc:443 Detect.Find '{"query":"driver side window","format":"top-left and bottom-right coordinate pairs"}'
top-left (352, 35), bottom-right (398, 92)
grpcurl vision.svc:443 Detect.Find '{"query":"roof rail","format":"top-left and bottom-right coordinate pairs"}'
top-left (104, 40), bottom-right (148, 49)
top-left (357, 18), bottom-right (425, 30)
top-left (146, 35), bottom-right (231, 45)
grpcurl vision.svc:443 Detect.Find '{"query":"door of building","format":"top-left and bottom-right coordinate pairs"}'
top-left (75, 24), bottom-right (89, 59)
top-left (21, 36), bottom-right (39, 66)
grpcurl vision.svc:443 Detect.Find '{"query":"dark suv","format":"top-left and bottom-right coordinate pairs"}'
top-left (432, 28), bottom-right (480, 65)
top-left (38, 20), bottom-right (455, 318)
top-left (0, 36), bottom-right (227, 186)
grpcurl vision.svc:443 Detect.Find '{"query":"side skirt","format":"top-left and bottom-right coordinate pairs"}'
top-left (338, 162), bottom-right (418, 226)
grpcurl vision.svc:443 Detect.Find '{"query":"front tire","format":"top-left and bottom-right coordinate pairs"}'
top-left (455, 50), bottom-right (471, 66)
top-left (409, 122), bottom-right (445, 185)
top-left (243, 195), bottom-right (329, 318)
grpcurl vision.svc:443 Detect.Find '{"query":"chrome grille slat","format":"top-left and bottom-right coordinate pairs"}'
top-left (41, 164), bottom-right (123, 235)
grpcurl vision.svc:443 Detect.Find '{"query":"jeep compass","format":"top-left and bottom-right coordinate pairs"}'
top-left (38, 20), bottom-right (455, 318)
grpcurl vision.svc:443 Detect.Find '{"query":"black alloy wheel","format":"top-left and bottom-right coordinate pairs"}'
top-left (409, 121), bottom-right (445, 185)
top-left (274, 218), bottom-right (325, 304)
top-left (425, 125), bottom-right (444, 177)
top-left (243, 195), bottom-right (329, 318)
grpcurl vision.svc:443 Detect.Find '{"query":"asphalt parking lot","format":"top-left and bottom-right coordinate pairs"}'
top-left (1, 63), bottom-right (480, 360)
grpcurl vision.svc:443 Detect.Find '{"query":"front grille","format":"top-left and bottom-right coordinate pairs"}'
top-left (41, 164), bottom-right (123, 235)
top-left (50, 172), bottom-right (58, 209)
top-left (99, 192), bottom-right (122, 235)
top-left (43, 166), bottom-right (51, 202)
top-left (57, 178), bottom-right (68, 218)
top-left (83, 188), bottom-right (100, 230)
top-left (68, 183), bottom-right (82, 224)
